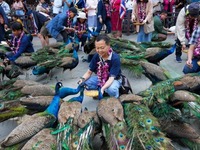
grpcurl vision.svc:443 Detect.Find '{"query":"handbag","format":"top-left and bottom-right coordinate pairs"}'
top-left (143, 18), bottom-right (154, 34)
top-left (119, 74), bottom-right (133, 94)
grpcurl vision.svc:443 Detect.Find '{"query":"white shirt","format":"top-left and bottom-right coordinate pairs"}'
top-left (53, 0), bottom-right (63, 14)
top-left (86, 0), bottom-right (98, 16)
top-left (125, 0), bottom-right (134, 11)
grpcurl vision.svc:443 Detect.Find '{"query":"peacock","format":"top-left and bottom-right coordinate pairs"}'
top-left (97, 97), bottom-right (132, 149)
top-left (21, 128), bottom-right (57, 150)
top-left (52, 101), bottom-right (82, 149)
top-left (58, 84), bottom-right (84, 99)
top-left (58, 46), bottom-right (79, 73)
top-left (1, 82), bottom-right (63, 147)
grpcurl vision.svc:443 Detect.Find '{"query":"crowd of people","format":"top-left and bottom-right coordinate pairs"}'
top-left (0, 0), bottom-right (200, 98)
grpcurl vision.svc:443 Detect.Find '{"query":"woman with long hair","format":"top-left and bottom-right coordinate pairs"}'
top-left (132, 0), bottom-right (153, 42)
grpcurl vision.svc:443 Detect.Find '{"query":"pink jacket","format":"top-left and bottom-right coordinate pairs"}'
top-left (163, 0), bottom-right (175, 12)
top-left (132, 0), bottom-right (153, 32)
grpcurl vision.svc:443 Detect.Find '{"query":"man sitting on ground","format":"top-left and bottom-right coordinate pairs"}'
top-left (152, 10), bottom-right (174, 42)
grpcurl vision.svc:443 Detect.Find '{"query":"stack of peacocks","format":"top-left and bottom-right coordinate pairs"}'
top-left (1, 82), bottom-right (63, 148)
top-left (0, 79), bottom-right (57, 122)
top-left (31, 42), bottom-right (79, 80)
top-left (137, 73), bottom-right (200, 149)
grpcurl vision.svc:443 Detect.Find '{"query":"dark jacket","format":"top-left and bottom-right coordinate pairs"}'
top-left (97, 0), bottom-right (108, 22)
top-left (32, 11), bottom-right (49, 32)
top-left (8, 34), bottom-right (34, 61)
top-left (0, 6), bottom-right (8, 42)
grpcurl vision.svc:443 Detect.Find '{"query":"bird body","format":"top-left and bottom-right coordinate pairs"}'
top-left (1, 82), bottom-right (63, 147)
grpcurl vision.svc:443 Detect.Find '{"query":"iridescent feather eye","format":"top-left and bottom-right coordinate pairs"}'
top-left (146, 118), bottom-right (152, 124)
top-left (146, 145), bottom-right (152, 150)
top-left (117, 132), bottom-right (126, 142)
top-left (154, 138), bottom-right (160, 143)
top-left (119, 145), bottom-right (126, 150)
top-left (72, 141), bottom-right (78, 148)
top-left (159, 137), bottom-right (164, 142)
top-left (117, 122), bottom-right (124, 130)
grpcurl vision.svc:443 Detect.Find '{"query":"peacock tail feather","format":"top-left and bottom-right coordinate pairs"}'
top-left (140, 42), bottom-right (172, 49)
top-left (180, 138), bottom-right (200, 150)
top-left (151, 103), bottom-right (183, 122)
top-left (102, 121), bottom-right (132, 150)
top-left (124, 103), bottom-right (173, 150)
top-left (0, 105), bottom-right (28, 122)
top-left (139, 77), bottom-right (179, 106)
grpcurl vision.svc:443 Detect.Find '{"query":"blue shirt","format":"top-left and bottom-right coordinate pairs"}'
top-left (8, 34), bottom-right (34, 61)
top-left (189, 27), bottom-right (200, 45)
top-left (89, 52), bottom-right (121, 78)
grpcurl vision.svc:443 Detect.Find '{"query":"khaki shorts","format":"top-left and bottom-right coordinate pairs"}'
top-left (40, 20), bottom-right (50, 36)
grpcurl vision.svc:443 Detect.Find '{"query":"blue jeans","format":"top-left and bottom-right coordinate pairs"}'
top-left (137, 25), bottom-right (152, 42)
top-left (84, 76), bottom-right (122, 98)
top-left (183, 58), bottom-right (200, 74)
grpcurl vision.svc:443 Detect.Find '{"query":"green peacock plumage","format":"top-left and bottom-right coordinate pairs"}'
top-left (123, 103), bottom-right (173, 150)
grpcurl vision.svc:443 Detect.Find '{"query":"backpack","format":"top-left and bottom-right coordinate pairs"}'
top-left (119, 74), bottom-right (133, 94)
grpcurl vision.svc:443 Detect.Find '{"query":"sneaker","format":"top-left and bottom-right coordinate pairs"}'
top-left (176, 56), bottom-right (182, 63)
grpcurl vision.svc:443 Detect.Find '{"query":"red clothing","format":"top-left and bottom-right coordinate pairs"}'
top-left (163, 0), bottom-right (175, 13)
top-left (111, 0), bottom-right (122, 31)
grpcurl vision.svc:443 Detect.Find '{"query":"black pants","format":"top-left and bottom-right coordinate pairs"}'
top-left (175, 38), bottom-right (182, 57)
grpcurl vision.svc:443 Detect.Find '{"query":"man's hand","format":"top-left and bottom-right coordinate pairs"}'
top-left (182, 44), bottom-right (186, 51)
top-left (186, 59), bottom-right (193, 68)
top-left (99, 17), bottom-right (103, 24)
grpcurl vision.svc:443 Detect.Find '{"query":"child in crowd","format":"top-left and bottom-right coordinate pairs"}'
top-left (6, 22), bottom-right (34, 62)
top-left (75, 11), bottom-right (88, 51)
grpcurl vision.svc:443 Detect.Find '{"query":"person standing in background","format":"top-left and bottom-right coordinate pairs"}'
top-left (85, 0), bottom-right (98, 32)
top-left (63, 0), bottom-right (73, 13)
top-left (52, 0), bottom-right (63, 16)
top-left (0, 0), bottom-right (10, 18)
top-left (132, 0), bottom-right (154, 42)
top-left (175, 2), bottom-right (200, 63)
top-left (12, 0), bottom-right (25, 16)
top-left (152, 0), bottom-right (163, 15)
top-left (96, 0), bottom-right (112, 34)
top-left (111, 0), bottom-right (124, 38)
top-left (0, 6), bottom-right (8, 43)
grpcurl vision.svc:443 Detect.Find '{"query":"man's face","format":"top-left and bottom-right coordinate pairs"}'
top-left (40, 0), bottom-right (45, 3)
top-left (95, 40), bottom-right (110, 58)
top-left (12, 30), bottom-right (22, 37)
top-left (160, 13), bottom-right (167, 20)
top-left (69, 11), bottom-right (75, 18)
top-left (0, 0), bottom-right (3, 3)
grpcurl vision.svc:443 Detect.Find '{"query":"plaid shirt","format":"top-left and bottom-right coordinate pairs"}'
top-left (189, 27), bottom-right (200, 45)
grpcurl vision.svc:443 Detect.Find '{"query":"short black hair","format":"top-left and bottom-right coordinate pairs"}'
top-left (95, 34), bottom-right (110, 45)
top-left (11, 22), bottom-right (23, 31)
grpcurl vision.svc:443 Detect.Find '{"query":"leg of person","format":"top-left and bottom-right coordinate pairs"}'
top-left (105, 18), bottom-right (112, 34)
top-left (0, 25), bottom-right (5, 43)
top-left (55, 33), bottom-right (64, 42)
top-left (183, 58), bottom-right (200, 74)
top-left (40, 21), bottom-right (50, 47)
top-left (96, 19), bottom-right (103, 34)
top-left (84, 76), bottom-right (99, 90)
top-left (60, 30), bottom-right (69, 43)
top-left (105, 80), bottom-right (121, 98)
top-left (152, 33), bottom-right (167, 42)
top-left (175, 38), bottom-right (182, 62)
top-left (137, 25), bottom-right (145, 42)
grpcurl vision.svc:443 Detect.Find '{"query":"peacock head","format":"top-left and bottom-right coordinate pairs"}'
top-left (55, 82), bottom-right (63, 95)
